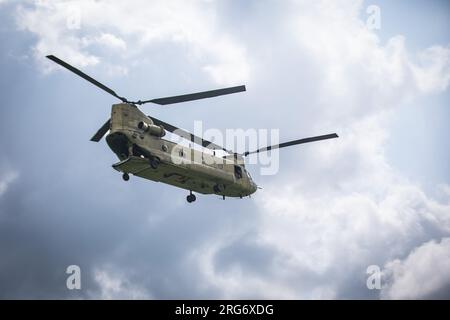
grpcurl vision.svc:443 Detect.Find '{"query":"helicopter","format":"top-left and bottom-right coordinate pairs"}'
top-left (46, 55), bottom-right (338, 203)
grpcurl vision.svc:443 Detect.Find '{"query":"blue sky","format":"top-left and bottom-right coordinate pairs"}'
top-left (0, 0), bottom-right (449, 299)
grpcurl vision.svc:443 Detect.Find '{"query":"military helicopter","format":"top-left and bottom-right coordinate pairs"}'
top-left (47, 55), bottom-right (338, 203)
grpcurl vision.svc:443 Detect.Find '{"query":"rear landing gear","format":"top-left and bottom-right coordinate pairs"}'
top-left (187, 191), bottom-right (196, 203)
top-left (122, 173), bottom-right (130, 181)
top-left (150, 157), bottom-right (160, 169)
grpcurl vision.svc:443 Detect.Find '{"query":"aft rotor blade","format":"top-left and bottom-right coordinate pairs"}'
top-left (138, 85), bottom-right (246, 105)
top-left (148, 116), bottom-right (232, 153)
top-left (90, 118), bottom-right (111, 142)
top-left (243, 133), bottom-right (338, 156)
top-left (46, 55), bottom-right (128, 103)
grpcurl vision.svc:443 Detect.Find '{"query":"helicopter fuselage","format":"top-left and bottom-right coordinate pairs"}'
top-left (106, 103), bottom-right (257, 198)
top-left (46, 54), bottom-right (338, 203)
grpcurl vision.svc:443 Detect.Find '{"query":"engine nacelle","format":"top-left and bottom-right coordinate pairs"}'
top-left (138, 121), bottom-right (166, 137)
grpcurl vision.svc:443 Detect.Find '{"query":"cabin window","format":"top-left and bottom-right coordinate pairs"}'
top-left (234, 165), bottom-right (243, 179)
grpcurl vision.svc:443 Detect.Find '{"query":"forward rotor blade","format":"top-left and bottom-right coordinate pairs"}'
top-left (46, 55), bottom-right (127, 103)
top-left (243, 133), bottom-right (338, 156)
top-left (90, 118), bottom-right (111, 142)
top-left (148, 116), bottom-right (232, 153)
top-left (138, 85), bottom-right (246, 105)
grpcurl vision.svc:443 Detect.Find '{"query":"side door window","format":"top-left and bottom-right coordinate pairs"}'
top-left (234, 165), bottom-right (243, 179)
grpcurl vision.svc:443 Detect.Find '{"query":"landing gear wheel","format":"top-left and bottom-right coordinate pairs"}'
top-left (122, 173), bottom-right (130, 181)
top-left (186, 193), bottom-right (196, 203)
top-left (150, 157), bottom-right (160, 169)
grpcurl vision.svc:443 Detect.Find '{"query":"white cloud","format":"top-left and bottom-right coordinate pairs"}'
top-left (0, 170), bottom-right (18, 197)
top-left (381, 238), bottom-right (450, 299)
top-left (291, 5), bottom-right (450, 120)
top-left (202, 37), bottom-right (250, 86)
top-left (16, 1), bottom-right (100, 72)
top-left (412, 46), bottom-right (450, 94)
top-left (189, 172), bottom-right (450, 298)
top-left (94, 33), bottom-right (127, 51)
top-left (182, 0), bottom-right (450, 299)
top-left (92, 267), bottom-right (150, 299)
top-left (15, 0), bottom-right (249, 83)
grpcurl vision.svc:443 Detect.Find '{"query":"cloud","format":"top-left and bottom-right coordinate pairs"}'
top-left (15, 0), bottom-right (250, 84)
top-left (412, 45), bottom-right (450, 94)
top-left (15, 1), bottom-right (100, 71)
top-left (290, 3), bottom-right (450, 120)
top-left (178, 0), bottom-right (450, 299)
top-left (0, 170), bottom-right (18, 197)
top-left (92, 267), bottom-right (150, 299)
top-left (381, 238), bottom-right (450, 299)
top-left (1, 0), bottom-right (449, 299)
top-left (94, 33), bottom-right (127, 51)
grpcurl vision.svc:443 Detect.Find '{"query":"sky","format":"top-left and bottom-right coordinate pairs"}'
top-left (0, 0), bottom-right (449, 299)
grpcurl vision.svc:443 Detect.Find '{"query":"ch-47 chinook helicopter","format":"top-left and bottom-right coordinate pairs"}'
top-left (47, 55), bottom-right (338, 203)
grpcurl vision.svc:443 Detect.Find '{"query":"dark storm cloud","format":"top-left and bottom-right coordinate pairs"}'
top-left (0, 34), bottom-right (263, 297)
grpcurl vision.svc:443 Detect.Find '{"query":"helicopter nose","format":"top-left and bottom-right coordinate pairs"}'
top-left (251, 181), bottom-right (258, 193)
